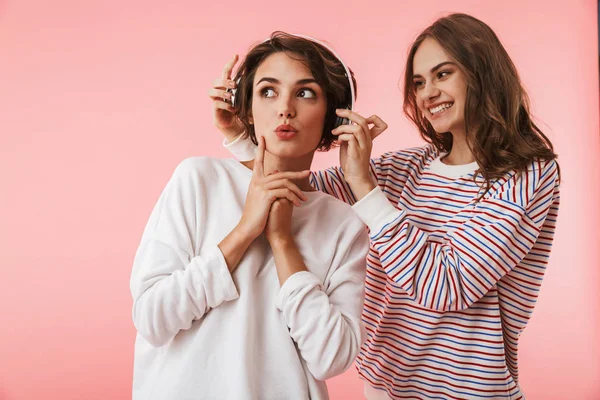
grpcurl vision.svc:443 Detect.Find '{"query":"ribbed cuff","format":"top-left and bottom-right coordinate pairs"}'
top-left (275, 271), bottom-right (322, 311)
top-left (192, 245), bottom-right (239, 308)
top-left (351, 186), bottom-right (404, 238)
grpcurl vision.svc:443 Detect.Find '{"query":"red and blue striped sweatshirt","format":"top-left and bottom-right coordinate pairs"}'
top-left (309, 143), bottom-right (560, 400)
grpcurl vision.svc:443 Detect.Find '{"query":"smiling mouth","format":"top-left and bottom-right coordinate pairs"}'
top-left (428, 102), bottom-right (454, 116)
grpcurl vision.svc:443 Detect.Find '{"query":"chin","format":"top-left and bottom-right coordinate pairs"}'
top-left (265, 142), bottom-right (312, 159)
top-left (429, 122), bottom-right (450, 134)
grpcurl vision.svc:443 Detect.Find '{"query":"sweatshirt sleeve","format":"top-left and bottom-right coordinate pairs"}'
top-left (130, 159), bottom-right (239, 347)
top-left (274, 219), bottom-right (369, 381)
top-left (352, 159), bottom-right (560, 312)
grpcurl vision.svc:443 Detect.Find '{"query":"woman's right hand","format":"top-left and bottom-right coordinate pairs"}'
top-left (208, 55), bottom-right (245, 142)
top-left (236, 136), bottom-right (309, 240)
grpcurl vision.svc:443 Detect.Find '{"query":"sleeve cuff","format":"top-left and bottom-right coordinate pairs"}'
top-left (351, 186), bottom-right (404, 237)
top-left (275, 271), bottom-right (322, 311)
top-left (191, 245), bottom-right (239, 308)
top-left (223, 134), bottom-right (257, 162)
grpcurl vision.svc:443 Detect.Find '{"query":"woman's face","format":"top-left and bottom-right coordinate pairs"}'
top-left (412, 38), bottom-right (468, 137)
top-left (250, 52), bottom-right (327, 159)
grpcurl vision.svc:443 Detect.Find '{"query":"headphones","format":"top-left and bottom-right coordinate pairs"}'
top-left (227, 33), bottom-right (355, 129)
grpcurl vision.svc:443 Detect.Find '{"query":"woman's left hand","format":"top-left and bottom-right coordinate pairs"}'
top-left (332, 110), bottom-right (388, 200)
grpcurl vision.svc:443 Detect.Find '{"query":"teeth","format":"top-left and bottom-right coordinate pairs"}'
top-left (429, 103), bottom-right (453, 114)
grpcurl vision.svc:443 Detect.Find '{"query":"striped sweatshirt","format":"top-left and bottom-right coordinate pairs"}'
top-left (310, 144), bottom-right (560, 400)
top-left (224, 137), bottom-right (560, 399)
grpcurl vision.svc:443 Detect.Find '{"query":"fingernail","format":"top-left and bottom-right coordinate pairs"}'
top-left (228, 81), bottom-right (236, 88)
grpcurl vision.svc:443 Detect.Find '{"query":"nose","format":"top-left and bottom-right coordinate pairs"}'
top-left (278, 92), bottom-right (296, 120)
top-left (418, 81), bottom-right (440, 103)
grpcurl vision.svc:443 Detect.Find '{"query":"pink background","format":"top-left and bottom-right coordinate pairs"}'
top-left (1, 0), bottom-right (598, 399)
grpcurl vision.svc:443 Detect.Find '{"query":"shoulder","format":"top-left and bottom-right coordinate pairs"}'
top-left (486, 158), bottom-right (560, 208)
top-left (173, 156), bottom-right (225, 175)
top-left (171, 157), bottom-right (244, 182)
top-left (376, 143), bottom-right (438, 167)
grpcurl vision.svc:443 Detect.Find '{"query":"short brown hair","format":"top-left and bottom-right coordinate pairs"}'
top-left (233, 31), bottom-right (357, 152)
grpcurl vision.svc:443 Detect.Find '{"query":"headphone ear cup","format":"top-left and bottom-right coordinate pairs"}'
top-left (334, 116), bottom-right (349, 129)
top-left (228, 88), bottom-right (237, 107)
top-left (333, 105), bottom-right (352, 129)
top-left (226, 77), bottom-right (242, 107)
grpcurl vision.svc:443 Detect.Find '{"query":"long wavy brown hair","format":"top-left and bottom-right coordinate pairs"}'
top-left (403, 13), bottom-right (559, 194)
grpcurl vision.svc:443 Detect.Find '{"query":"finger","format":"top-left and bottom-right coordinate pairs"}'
top-left (267, 189), bottom-right (302, 207)
top-left (332, 124), bottom-right (367, 150)
top-left (335, 133), bottom-right (359, 144)
top-left (263, 170), bottom-right (311, 185)
top-left (222, 54), bottom-right (239, 80)
top-left (340, 135), bottom-right (361, 160)
top-left (208, 88), bottom-right (232, 101)
top-left (213, 100), bottom-right (235, 113)
top-left (335, 134), bottom-right (360, 157)
top-left (335, 108), bottom-right (368, 127)
top-left (213, 78), bottom-right (237, 90)
top-left (264, 179), bottom-right (307, 201)
top-left (336, 109), bottom-right (371, 143)
top-left (254, 135), bottom-right (265, 177)
top-left (366, 115), bottom-right (388, 140)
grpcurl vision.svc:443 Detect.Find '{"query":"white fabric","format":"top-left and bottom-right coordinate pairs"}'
top-left (222, 133), bottom-right (257, 162)
top-left (130, 157), bottom-right (369, 400)
top-left (428, 154), bottom-right (479, 178)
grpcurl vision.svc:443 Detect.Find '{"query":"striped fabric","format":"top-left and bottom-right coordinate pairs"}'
top-left (310, 144), bottom-right (560, 400)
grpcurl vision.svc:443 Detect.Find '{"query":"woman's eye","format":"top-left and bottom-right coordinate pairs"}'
top-left (413, 81), bottom-right (424, 89)
top-left (297, 89), bottom-right (316, 99)
top-left (261, 88), bottom-right (276, 98)
top-left (438, 71), bottom-right (451, 79)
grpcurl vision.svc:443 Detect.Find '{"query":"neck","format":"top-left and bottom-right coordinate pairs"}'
top-left (443, 129), bottom-right (475, 165)
top-left (263, 151), bottom-right (315, 191)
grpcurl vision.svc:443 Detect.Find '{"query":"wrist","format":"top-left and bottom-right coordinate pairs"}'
top-left (233, 222), bottom-right (260, 244)
top-left (347, 177), bottom-right (377, 200)
top-left (268, 235), bottom-right (295, 250)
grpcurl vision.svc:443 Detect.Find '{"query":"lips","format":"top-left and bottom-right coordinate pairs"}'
top-left (275, 124), bottom-right (298, 140)
top-left (427, 102), bottom-right (454, 118)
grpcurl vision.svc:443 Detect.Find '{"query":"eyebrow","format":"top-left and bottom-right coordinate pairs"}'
top-left (412, 61), bottom-right (455, 79)
top-left (255, 77), bottom-right (319, 86)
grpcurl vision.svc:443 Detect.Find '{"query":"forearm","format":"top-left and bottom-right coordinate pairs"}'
top-left (269, 237), bottom-right (308, 286)
top-left (218, 225), bottom-right (256, 273)
top-left (273, 225), bottom-right (369, 380)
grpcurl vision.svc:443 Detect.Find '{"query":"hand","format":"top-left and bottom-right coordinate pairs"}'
top-left (237, 136), bottom-right (309, 240)
top-left (332, 110), bottom-right (387, 199)
top-left (265, 199), bottom-right (294, 246)
top-left (208, 54), bottom-right (245, 142)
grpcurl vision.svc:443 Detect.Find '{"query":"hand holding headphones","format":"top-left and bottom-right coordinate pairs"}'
top-left (208, 54), bottom-right (245, 142)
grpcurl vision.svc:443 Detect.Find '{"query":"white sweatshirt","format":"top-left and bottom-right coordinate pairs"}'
top-left (130, 157), bottom-right (369, 400)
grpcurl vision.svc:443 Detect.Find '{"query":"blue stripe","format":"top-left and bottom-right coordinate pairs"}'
top-left (360, 330), bottom-right (507, 368)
